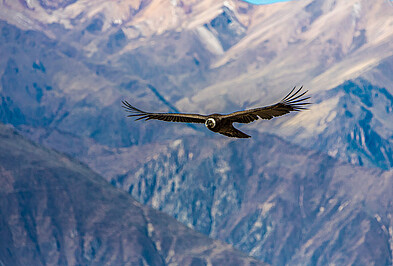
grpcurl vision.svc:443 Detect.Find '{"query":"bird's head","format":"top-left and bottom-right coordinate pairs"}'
top-left (205, 118), bottom-right (216, 129)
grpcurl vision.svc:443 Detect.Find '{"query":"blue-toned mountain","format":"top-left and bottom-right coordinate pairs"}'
top-left (1, 0), bottom-right (393, 265)
top-left (0, 123), bottom-right (262, 265)
top-left (1, 0), bottom-right (392, 169)
top-left (107, 133), bottom-right (393, 265)
top-left (264, 78), bottom-right (393, 169)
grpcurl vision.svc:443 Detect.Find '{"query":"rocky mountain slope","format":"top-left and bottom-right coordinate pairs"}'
top-left (265, 77), bottom-right (393, 169)
top-left (1, 0), bottom-right (393, 264)
top-left (108, 134), bottom-right (393, 265)
top-left (0, 123), bottom-right (261, 265)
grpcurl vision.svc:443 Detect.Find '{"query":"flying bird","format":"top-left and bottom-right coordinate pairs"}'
top-left (122, 86), bottom-right (310, 138)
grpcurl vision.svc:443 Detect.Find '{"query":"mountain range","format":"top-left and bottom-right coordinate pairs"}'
top-left (0, 123), bottom-right (261, 265)
top-left (109, 134), bottom-right (393, 265)
top-left (1, 0), bottom-right (393, 264)
top-left (1, 0), bottom-right (393, 169)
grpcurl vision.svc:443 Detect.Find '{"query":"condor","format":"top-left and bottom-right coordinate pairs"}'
top-left (122, 86), bottom-right (310, 138)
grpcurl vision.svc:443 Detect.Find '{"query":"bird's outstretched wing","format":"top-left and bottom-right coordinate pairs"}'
top-left (221, 86), bottom-right (310, 123)
top-left (122, 101), bottom-right (207, 123)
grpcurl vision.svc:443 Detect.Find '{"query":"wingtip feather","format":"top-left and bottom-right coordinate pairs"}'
top-left (281, 86), bottom-right (311, 111)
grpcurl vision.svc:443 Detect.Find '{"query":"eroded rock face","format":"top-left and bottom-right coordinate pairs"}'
top-left (204, 6), bottom-right (247, 51)
top-left (110, 134), bottom-right (393, 265)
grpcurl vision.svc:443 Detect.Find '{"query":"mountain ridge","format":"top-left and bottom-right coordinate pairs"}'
top-left (109, 133), bottom-right (393, 264)
top-left (0, 122), bottom-right (263, 265)
top-left (1, 0), bottom-right (393, 264)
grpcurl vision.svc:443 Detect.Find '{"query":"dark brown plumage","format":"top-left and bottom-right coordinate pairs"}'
top-left (122, 86), bottom-right (310, 138)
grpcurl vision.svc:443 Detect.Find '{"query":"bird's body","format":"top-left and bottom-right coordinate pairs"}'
top-left (204, 114), bottom-right (251, 138)
top-left (122, 86), bottom-right (310, 138)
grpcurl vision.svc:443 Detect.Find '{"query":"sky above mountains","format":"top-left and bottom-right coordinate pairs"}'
top-left (242, 0), bottom-right (393, 5)
top-left (242, 0), bottom-right (291, 5)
